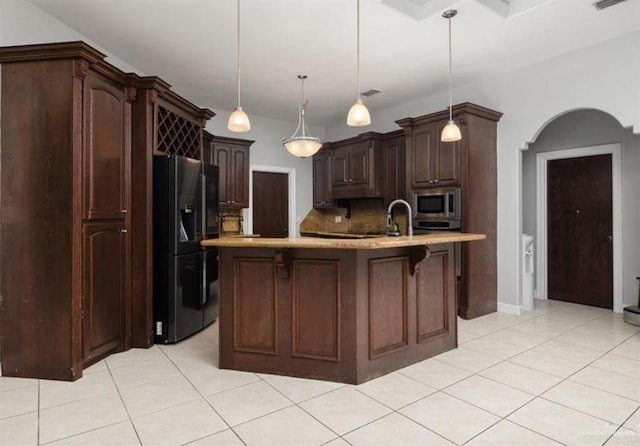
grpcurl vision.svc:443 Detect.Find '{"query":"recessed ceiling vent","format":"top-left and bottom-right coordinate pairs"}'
top-left (361, 88), bottom-right (382, 97)
top-left (593, 0), bottom-right (627, 10)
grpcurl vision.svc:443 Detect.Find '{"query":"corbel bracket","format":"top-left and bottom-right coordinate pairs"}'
top-left (409, 245), bottom-right (430, 276)
top-left (275, 249), bottom-right (292, 281)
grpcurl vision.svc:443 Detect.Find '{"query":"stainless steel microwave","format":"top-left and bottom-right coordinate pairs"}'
top-left (412, 187), bottom-right (461, 224)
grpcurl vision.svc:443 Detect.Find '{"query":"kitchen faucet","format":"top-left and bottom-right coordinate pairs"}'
top-left (386, 199), bottom-right (413, 237)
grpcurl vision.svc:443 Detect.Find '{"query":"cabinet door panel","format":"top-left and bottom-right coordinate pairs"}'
top-left (349, 143), bottom-right (369, 185)
top-left (214, 145), bottom-right (230, 205)
top-left (231, 146), bottom-right (249, 207)
top-left (331, 148), bottom-right (349, 187)
top-left (83, 73), bottom-right (129, 220)
top-left (382, 136), bottom-right (405, 204)
top-left (212, 140), bottom-right (251, 209)
top-left (313, 150), bottom-right (334, 208)
top-left (83, 222), bottom-right (126, 363)
top-left (411, 126), bottom-right (435, 187)
top-left (433, 122), bottom-right (461, 186)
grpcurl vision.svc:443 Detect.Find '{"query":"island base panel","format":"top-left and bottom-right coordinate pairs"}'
top-left (218, 245), bottom-right (456, 384)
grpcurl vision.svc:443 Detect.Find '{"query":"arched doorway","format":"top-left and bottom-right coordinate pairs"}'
top-left (521, 109), bottom-right (640, 312)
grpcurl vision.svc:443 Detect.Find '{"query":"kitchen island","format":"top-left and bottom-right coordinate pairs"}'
top-left (202, 233), bottom-right (485, 384)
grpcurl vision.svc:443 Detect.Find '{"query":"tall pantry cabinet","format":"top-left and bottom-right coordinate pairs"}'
top-left (397, 103), bottom-right (503, 320)
top-left (0, 42), bottom-right (135, 380)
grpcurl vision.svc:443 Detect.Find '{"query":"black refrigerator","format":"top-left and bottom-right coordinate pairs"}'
top-left (153, 154), bottom-right (219, 344)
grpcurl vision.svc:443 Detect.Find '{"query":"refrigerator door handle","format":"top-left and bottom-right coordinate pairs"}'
top-left (200, 172), bottom-right (206, 242)
top-left (201, 252), bottom-right (207, 306)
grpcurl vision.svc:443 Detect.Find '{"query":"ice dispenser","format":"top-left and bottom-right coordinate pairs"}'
top-left (179, 195), bottom-right (197, 242)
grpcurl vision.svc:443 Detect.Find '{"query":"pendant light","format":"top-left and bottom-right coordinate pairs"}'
top-left (228, 0), bottom-right (250, 132)
top-left (283, 75), bottom-right (323, 158)
top-left (441, 9), bottom-right (462, 142)
top-left (346, 0), bottom-right (371, 127)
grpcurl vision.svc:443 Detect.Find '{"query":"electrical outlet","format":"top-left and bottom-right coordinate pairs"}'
top-left (334, 216), bottom-right (342, 223)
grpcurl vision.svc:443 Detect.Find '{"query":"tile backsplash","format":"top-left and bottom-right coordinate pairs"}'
top-left (299, 199), bottom-right (410, 235)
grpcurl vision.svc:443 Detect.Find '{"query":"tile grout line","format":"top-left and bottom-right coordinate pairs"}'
top-left (413, 307), bottom-right (639, 444)
top-left (462, 309), bottom-right (640, 445)
top-left (103, 358), bottom-right (143, 446)
top-left (155, 340), bottom-right (243, 445)
top-left (7, 302), bottom-right (638, 445)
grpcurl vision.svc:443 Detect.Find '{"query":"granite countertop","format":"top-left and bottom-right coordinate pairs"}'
top-left (201, 232), bottom-right (485, 250)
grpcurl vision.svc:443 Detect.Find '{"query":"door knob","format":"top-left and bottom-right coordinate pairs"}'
top-left (607, 235), bottom-right (613, 242)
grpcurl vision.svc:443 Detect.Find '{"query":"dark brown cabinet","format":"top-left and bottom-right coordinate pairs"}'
top-left (82, 72), bottom-right (130, 220)
top-left (82, 222), bottom-right (127, 364)
top-left (326, 132), bottom-right (383, 200)
top-left (203, 132), bottom-right (254, 208)
top-left (331, 141), bottom-right (370, 189)
top-left (397, 103), bottom-right (502, 319)
top-left (0, 41), bottom-right (216, 380)
top-left (407, 121), bottom-right (461, 188)
top-left (313, 131), bottom-right (404, 205)
top-left (381, 130), bottom-right (406, 204)
top-left (312, 148), bottom-right (334, 208)
top-left (0, 42), bottom-right (137, 380)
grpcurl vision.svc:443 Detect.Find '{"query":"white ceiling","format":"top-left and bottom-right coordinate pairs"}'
top-left (25, 0), bottom-right (640, 126)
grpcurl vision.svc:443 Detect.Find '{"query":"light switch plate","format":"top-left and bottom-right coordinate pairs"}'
top-left (335, 216), bottom-right (342, 223)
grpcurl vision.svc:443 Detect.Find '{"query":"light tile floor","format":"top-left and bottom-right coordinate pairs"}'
top-left (2, 299), bottom-right (640, 445)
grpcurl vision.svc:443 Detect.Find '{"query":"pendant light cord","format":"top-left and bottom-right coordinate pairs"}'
top-left (447, 14), bottom-right (453, 121)
top-left (299, 75), bottom-right (307, 137)
top-left (356, 0), bottom-right (361, 101)
top-left (236, 0), bottom-right (241, 108)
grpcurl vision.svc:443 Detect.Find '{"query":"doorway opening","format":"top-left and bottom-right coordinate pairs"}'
top-left (535, 144), bottom-right (622, 311)
top-left (246, 165), bottom-right (297, 238)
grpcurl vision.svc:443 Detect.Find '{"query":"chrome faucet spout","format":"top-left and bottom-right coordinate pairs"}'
top-left (386, 199), bottom-right (413, 237)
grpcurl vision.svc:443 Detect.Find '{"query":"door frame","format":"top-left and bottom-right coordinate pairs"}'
top-left (535, 143), bottom-right (622, 312)
top-left (246, 164), bottom-right (296, 237)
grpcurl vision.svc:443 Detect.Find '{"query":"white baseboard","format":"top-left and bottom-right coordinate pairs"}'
top-left (497, 302), bottom-right (524, 315)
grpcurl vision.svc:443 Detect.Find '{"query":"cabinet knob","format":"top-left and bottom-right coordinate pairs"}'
top-left (231, 200), bottom-right (235, 204)
top-left (121, 209), bottom-right (128, 214)
top-left (120, 229), bottom-right (127, 233)
top-left (348, 179), bottom-right (352, 183)
top-left (433, 180), bottom-right (439, 184)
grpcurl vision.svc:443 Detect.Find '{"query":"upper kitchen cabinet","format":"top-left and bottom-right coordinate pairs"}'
top-left (203, 131), bottom-right (254, 208)
top-left (83, 71), bottom-right (132, 220)
top-left (397, 119), bottom-right (461, 188)
top-left (0, 41), bottom-right (136, 380)
top-left (397, 103), bottom-right (503, 319)
top-left (318, 131), bottom-right (403, 204)
top-left (381, 130), bottom-right (406, 204)
top-left (328, 132), bottom-right (384, 200)
top-left (312, 147), bottom-right (334, 208)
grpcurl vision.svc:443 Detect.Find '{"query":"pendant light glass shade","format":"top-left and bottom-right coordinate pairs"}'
top-left (228, 106), bottom-right (250, 132)
top-left (347, 0), bottom-right (371, 127)
top-left (441, 9), bottom-right (461, 143)
top-left (228, 0), bottom-right (250, 133)
top-left (441, 120), bottom-right (462, 142)
top-left (283, 75), bottom-right (323, 158)
top-left (347, 98), bottom-right (371, 126)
